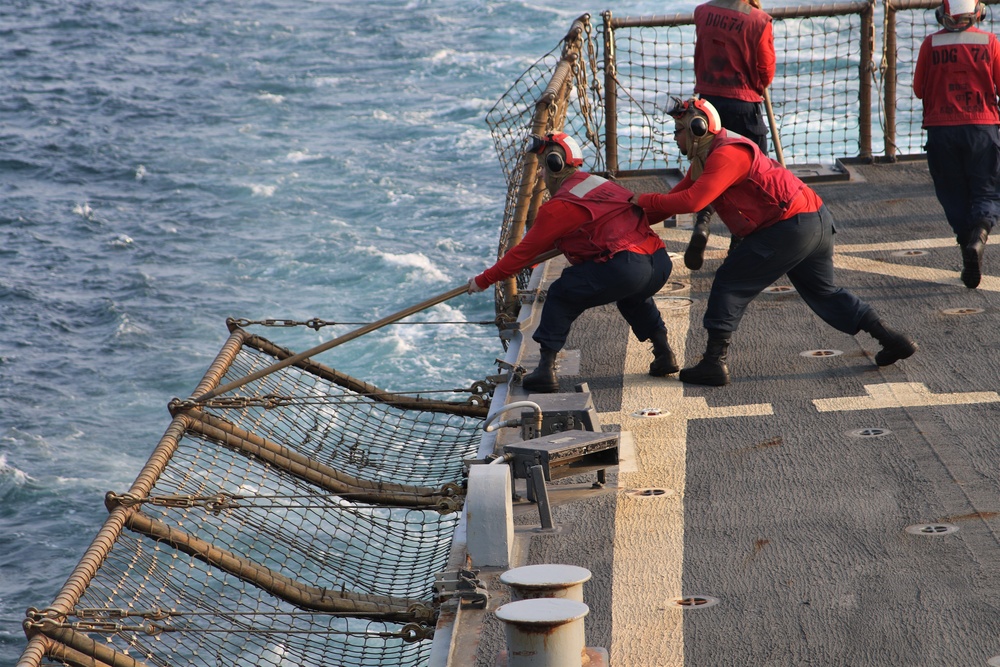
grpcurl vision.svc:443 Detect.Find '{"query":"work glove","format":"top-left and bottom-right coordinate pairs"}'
top-left (467, 277), bottom-right (485, 294)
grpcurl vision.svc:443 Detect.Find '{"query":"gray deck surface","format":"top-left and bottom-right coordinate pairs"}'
top-left (461, 160), bottom-right (1000, 667)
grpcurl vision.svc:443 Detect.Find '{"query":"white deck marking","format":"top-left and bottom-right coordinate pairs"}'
top-left (814, 382), bottom-right (1000, 412)
top-left (609, 284), bottom-right (773, 666)
top-left (660, 228), bottom-right (1000, 290)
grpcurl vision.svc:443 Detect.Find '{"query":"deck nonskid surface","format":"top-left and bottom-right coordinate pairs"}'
top-left (473, 160), bottom-right (1000, 666)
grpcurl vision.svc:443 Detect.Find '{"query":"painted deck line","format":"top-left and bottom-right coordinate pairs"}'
top-left (608, 300), bottom-right (691, 667)
top-left (813, 382), bottom-right (1000, 412)
top-left (662, 227), bottom-right (1000, 290)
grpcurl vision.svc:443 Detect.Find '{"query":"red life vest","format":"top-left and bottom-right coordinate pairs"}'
top-left (550, 172), bottom-right (659, 264)
top-left (918, 27), bottom-right (1000, 126)
top-left (708, 130), bottom-right (808, 237)
top-left (694, 0), bottom-right (771, 102)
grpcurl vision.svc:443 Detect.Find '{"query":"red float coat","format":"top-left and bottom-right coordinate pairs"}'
top-left (474, 172), bottom-right (663, 290)
top-left (693, 0), bottom-right (776, 102)
top-left (637, 130), bottom-right (821, 237)
top-left (913, 26), bottom-right (1000, 127)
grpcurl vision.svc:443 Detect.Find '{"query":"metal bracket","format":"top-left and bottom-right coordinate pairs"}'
top-left (434, 569), bottom-right (488, 609)
top-left (493, 359), bottom-right (526, 383)
top-left (518, 288), bottom-right (546, 305)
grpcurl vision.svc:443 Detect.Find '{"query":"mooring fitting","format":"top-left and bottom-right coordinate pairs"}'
top-left (500, 564), bottom-right (592, 603)
top-left (494, 597), bottom-right (589, 667)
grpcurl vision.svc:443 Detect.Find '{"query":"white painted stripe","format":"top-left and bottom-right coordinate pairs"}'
top-left (813, 382), bottom-right (1000, 412)
top-left (609, 285), bottom-right (773, 666)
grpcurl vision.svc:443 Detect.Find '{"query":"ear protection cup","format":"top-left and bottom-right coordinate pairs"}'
top-left (690, 117), bottom-right (709, 137)
top-left (545, 151), bottom-right (566, 173)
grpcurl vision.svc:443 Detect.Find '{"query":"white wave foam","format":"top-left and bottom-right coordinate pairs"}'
top-left (0, 454), bottom-right (32, 486)
top-left (360, 246), bottom-right (449, 283)
top-left (250, 184), bottom-right (277, 197)
top-left (257, 92), bottom-right (285, 104)
top-left (72, 202), bottom-right (93, 219)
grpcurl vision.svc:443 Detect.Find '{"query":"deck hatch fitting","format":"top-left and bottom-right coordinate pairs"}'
top-left (800, 349), bottom-right (843, 358)
top-left (942, 307), bottom-right (984, 316)
top-left (625, 488), bottom-right (673, 498)
top-left (891, 249), bottom-right (929, 257)
top-left (652, 295), bottom-right (693, 310)
top-left (667, 595), bottom-right (719, 609)
top-left (763, 285), bottom-right (796, 294)
top-left (631, 407), bottom-right (669, 418)
top-left (904, 523), bottom-right (959, 536)
top-left (659, 281), bottom-right (688, 293)
top-left (847, 428), bottom-right (892, 438)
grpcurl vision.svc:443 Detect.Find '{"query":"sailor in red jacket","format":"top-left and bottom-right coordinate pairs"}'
top-left (684, 0), bottom-right (777, 271)
top-left (913, 0), bottom-right (1000, 288)
top-left (635, 97), bottom-right (916, 386)
top-left (467, 133), bottom-right (675, 393)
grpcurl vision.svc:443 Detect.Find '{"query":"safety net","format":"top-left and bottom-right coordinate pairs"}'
top-left (20, 325), bottom-right (487, 667)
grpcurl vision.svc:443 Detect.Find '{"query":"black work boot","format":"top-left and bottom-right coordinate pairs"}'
top-left (961, 224), bottom-right (989, 289)
top-left (521, 347), bottom-right (560, 393)
top-left (684, 209), bottom-right (712, 270)
top-left (861, 316), bottom-right (917, 366)
top-left (648, 329), bottom-right (679, 376)
top-left (679, 331), bottom-right (731, 386)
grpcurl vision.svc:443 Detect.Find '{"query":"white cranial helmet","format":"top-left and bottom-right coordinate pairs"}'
top-left (938, 0), bottom-right (982, 30)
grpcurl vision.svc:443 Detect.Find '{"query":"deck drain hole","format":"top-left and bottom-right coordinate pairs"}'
top-left (942, 307), bottom-right (984, 316)
top-left (905, 523), bottom-right (959, 536)
top-left (891, 249), bottom-right (929, 257)
top-left (847, 428), bottom-right (892, 438)
top-left (632, 407), bottom-right (669, 418)
top-left (763, 285), bottom-right (796, 294)
top-left (800, 349), bottom-right (843, 358)
top-left (667, 595), bottom-right (719, 609)
top-left (627, 488), bottom-right (673, 498)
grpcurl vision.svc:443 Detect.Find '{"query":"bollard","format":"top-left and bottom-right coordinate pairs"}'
top-left (495, 598), bottom-right (589, 667)
top-left (501, 564), bottom-right (592, 603)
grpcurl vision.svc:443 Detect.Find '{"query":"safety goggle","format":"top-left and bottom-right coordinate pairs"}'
top-left (666, 96), bottom-right (689, 119)
top-left (527, 134), bottom-right (552, 154)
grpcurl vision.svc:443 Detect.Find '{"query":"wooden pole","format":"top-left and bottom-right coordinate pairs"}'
top-left (763, 88), bottom-right (786, 167)
top-left (192, 248), bottom-right (562, 403)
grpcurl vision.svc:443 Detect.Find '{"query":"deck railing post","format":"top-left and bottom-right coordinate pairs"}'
top-left (884, 0), bottom-right (899, 160)
top-left (602, 11), bottom-right (619, 175)
top-left (860, 0), bottom-right (876, 160)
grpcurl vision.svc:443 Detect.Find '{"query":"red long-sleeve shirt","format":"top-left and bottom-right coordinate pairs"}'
top-left (474, 199), bottom-right (662, 290)
top-left (637, 144), bottom-right (820, 225)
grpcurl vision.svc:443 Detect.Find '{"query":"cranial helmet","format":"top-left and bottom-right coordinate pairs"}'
top-left (527, 132), bottom-right (584, 172)
top-left (667, 96), bottom-right (723, 138)
top-left (936, 0), bottom-right (983, 31)
top-left (667, 96), bottom-right (723, 162)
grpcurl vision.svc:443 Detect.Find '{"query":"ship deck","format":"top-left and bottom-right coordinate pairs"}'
top-left (447, 159), bottom-right (1000, 666)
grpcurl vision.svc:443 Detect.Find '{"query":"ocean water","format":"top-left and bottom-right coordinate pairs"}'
top-left (0, 0), bottom-right (817, 662)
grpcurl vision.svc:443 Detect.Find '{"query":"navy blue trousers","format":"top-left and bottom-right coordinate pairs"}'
top-left (925, 124), bottom-right (1000, 242)
top-left (703, 206), bottom-right (872, 335)
top-left (534, 248), bottom-right (672, 352)
top-left (702, 94), bottom-right (769, 153)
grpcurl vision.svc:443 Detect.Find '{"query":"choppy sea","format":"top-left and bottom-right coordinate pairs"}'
top-left (0, 0), bottom-right (821, 662)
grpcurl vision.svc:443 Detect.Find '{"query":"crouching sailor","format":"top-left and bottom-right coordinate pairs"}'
top-left (634, 97), bottom-right (917, 386)
top-left (913, 0), bottom-right (1000, 288)
top-left (467, 132), bottom-right (675, 393)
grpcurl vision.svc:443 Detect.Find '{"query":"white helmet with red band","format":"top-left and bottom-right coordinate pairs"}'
top-left (528, 132), bottom-right (584, 171)
top-left (937, 0), bottom-right (983, 30)
top-left (667, 96), bottom-right (722, 137)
